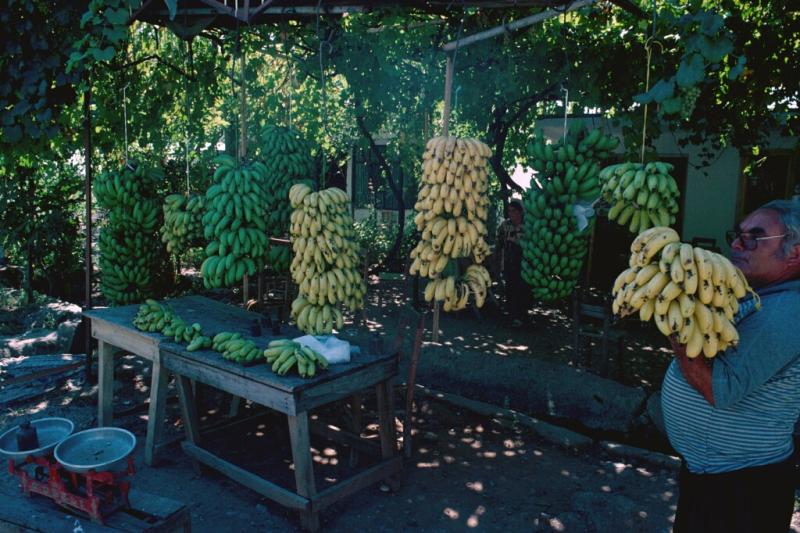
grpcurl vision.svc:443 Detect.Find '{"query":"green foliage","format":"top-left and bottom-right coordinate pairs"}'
top-left (68, 0), bottom-right (138, 75)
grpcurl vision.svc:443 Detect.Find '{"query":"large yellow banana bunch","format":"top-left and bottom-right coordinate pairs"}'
top-left (611, 226), bottom-right (758, 358)
top-left (599, 162), bottom-right (680, 234)
top-left (200, 155), bottom-right (270, 289)
top-left (288, 183), bottom-right (366, 335)
top-left (409, 136), bottom-right (493, 312)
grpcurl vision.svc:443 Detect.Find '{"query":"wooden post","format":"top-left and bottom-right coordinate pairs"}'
top-left (83, 78), bottom-right (94, 382)
top-left (441, 53), bottom-right (454, 137)
top-left (238, 36), bottom-right (249, 306)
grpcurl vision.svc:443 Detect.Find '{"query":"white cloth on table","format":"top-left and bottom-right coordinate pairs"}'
top-left (292, 335), bottom-right (352, 364)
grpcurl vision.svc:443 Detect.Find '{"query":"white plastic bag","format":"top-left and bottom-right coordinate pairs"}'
top-left (572, 201), bottom-right (596, 232)
top-left (293, 335), bottom-right (351, 364)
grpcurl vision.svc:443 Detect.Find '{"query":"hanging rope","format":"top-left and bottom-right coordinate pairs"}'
top-left (316, 0), bottom-right (331, 187)
top-left (560, 11), bottom-right (571, 143)
top-left (184, 39), bottom-right (192, 195)
top-left (640, 0), bottom-right (660, 163)
top-left (123, 82), bottom-right (130, 165)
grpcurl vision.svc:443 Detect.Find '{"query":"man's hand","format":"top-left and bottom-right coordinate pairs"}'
top-left (670, 334), bottom-right (715, 406)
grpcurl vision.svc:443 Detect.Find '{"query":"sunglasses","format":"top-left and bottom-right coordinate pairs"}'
top-left (725, 228), bottom-right (787, 251)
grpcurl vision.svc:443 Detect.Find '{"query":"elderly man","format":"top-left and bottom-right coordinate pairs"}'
top-left (661, 199), bottom-right (800, 533)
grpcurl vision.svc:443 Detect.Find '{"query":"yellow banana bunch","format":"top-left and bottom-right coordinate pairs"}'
top-left (600, 161), bottom-right (680, 234)
top-left (410, 136), bottom-right (493, 312)
top-left (289, 184), bottom-right (366, 335)
top-left (264, 339), bottom-right (329, 378)
top-left (612, 226), bottom-right (759, 358)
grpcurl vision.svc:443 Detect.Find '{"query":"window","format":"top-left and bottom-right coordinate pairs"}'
top-left (351, 146), bottom-right (415, 210)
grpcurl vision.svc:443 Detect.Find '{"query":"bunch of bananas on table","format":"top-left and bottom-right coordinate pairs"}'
top-left (161, 193), bottom-right (205, 255)
top-left (132, 299), bottom-right (212, 350)
top-left (264, 339), bottom-right (329, 378)
top-left (521, 127), bottom-right (619, 301)
top-left (288, 183), bottom-right (366, 335)
top-left (257, 125), bottom-right (317, 273)
top-left (409, 136), bottom-right (493, 312)
top-left (211, 332), bottom-right (264, 364)
top-left (95, 162), bottom-right (170, 306)
top-left (201, 155), bottom-right (270, 288)
top-left (599, 161), bottom-right (679, 234)
top-left (612, 227), bottom-right (758, 358)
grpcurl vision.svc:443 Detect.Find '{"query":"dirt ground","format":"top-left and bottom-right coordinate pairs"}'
top-left (1, 280), bottom-right (799, 531)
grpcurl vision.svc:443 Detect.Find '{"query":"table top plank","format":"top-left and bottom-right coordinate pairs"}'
top-left (85, 295), bottom-right (396, 395)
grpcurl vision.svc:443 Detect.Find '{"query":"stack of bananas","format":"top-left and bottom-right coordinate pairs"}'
top-left (264, 339), bottom-right (329, 378)
top-left (212, 332), bottom-right (264, 364)
top-left (599, 161), bottom-right (680, 234)
top-left (612, 227), bottom-right (757, 358)
top-left (409, 136), bottom-right (493, 312)
top-left (288, 183), bottom-right (366, 335)
top-left (200, 155), bottom-right (270, 288)
top-left (132, 299), bottom-right (212, 351)
top-left (95, 162), bottom-right (169, 306)
top-left (257, 125), bottom-right (317, 273)
top-left (521, 128), bottom-right (619, 300)
top-left (161, 193), bottom-right (205, 255)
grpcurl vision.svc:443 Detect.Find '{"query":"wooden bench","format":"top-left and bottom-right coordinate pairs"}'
top-left (0, 488), bottom-right (191, 532)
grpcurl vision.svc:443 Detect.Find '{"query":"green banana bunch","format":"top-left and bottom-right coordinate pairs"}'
top-left (257, 125), bottom-right (317, 274)
top-left (520, 127), bottom-right (619, 301)
top-left (161, 193), bottom-right (205, 255)
top-left (288, 184), bottom-right (366, 335)
top-left (96, 162), bottom-right (170, 306)
top-left (132, 299), bottom-right (212, 350)
top-left (212, 331), bottom-right (264, 364)
top-left (200, 154), bottom-right (270, 288)
top-left (264, 339), bottom-right (329, 378)
top-left (599, 161), bottom-right (679, 235)
top-left (409, 136), bottom-right (493, 312)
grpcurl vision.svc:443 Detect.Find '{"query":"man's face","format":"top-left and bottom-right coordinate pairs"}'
top-left (509, 207), bottom-right (523, 226)
top-left (729, 209), bottom-right (794, 288)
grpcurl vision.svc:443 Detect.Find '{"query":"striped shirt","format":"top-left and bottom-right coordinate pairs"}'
top-left (661, 279), bottom-right (800, 473)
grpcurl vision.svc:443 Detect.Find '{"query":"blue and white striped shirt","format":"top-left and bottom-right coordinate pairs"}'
top-left (661, 279), bottom-right (800, 473)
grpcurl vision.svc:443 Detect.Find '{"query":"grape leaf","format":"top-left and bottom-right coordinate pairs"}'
top-left (676, 53), bottom-right (705, 87)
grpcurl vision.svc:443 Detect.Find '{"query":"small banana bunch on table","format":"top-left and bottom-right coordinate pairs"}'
top-left (612, 227), bottom-right (758, 358)
top-left (264, 339), bottom-right (329, 378)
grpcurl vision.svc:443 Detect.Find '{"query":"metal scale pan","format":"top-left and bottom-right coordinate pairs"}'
top-left (54, 427), bottom-right (136, 474)
top-left (0, 418), bottom-right (74, 464)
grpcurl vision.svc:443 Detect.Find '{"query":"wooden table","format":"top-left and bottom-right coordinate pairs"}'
top-left (86, 296), bottom-right (401, 530)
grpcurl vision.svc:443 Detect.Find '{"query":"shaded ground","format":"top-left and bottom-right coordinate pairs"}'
top-left (1, 279), bottom-right (799, 531)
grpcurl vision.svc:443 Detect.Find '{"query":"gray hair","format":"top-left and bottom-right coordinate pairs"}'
top-left (760, 199), bottom-right (800, 255)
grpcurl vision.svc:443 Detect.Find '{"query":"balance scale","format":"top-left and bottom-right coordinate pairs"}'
top-left (0, 418), bottom-right (137, 524)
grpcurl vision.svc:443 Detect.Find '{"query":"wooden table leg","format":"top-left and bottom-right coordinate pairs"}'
top-left (376, 380), bottom-right (400, 491)
top-left (145, 354), bottom-right (169, 466)
top-left (348, 393), bottom-right (362, 468)
top-left (97, 340), bottom-right (115, 427)
top-left (288, 412), bottom-right (319, 531)
top-left (176, 374), bottom-right (202, 475)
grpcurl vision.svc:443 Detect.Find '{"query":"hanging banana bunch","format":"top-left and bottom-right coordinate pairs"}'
top-left (257, 125), bottom-right (317, 273)
top-left (409, 136), bottom-right (493, 312)
top-left (161, 193), bottom-right (205, 256)
top-left (612, 226), bottom-right (758, 358)
top-left (599, 161), bottom-right (680, 234)
top-left (200, 154), bottom-right (270, 288)
top-left (521, 127), bottom-right (619, 301)
top-left (95, 162), bottom-right (170, 306)
top-left (288, 183), bottom-right (366, 335)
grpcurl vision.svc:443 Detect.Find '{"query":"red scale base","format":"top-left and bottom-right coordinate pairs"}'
top-left (8, 454), bottom-right (134, 524)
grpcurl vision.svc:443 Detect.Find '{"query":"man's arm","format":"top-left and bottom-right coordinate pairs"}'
top-left (671, 336), bottom-right (715, 405)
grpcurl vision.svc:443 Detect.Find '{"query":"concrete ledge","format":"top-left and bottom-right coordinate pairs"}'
top-left (599, 440), bottom-right (681, 471)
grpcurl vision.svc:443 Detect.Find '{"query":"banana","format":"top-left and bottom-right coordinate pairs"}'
top-left (702, 332), bottom-right (719, 358)
top-left (685, 324), bottom-right (704, 358)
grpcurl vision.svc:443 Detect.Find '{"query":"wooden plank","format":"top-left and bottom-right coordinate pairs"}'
top-left (376, 381), bottom-right (397, 461)
top-left (348, 393), bottom-right (363, 467)
top-left (98, 339), bottom-right (115, 427)
top-left (287, 413), bottom-right (319, 531)
top-left (90, 318), bottom-right (159, 361)
top-left (176, 375), bottom-right (201, 445)
top-left (144, 354), bottom-right (169, 467)
top-left (310, 456), bottom-right (403, 513)
top-left (0, 486), bottom-right (189, 533)
top-left (164, 352), bottom-right (296, 415)
top-left (181, 441), bottom-right (310, 511)
top-left (294, 357), bottom-right (397, 412)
